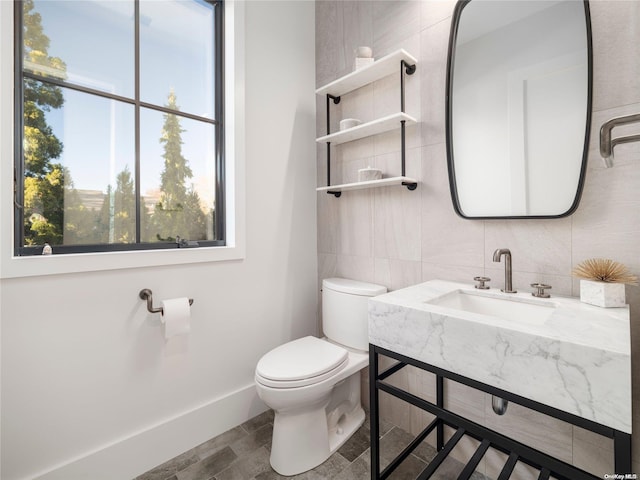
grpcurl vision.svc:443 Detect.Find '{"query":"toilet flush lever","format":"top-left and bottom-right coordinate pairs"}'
top-left (139, 289), bottom-right (194, 315)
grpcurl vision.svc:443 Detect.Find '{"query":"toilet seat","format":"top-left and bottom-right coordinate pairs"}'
top-left (256, 336), bottom-right (348, 388)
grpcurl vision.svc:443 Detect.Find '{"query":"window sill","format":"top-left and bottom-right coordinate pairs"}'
top-left (0, 243), bottom-right (245, 279)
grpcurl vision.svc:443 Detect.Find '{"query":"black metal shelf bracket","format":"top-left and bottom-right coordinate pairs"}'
top-left (399, 60), bottom-right (416, 185)
top-left (328, 94), bottom-right (341, 106)
top-left (369, 344), bottom-right (632, 480)
top-left (404, 61), bottom-right (417, 76)
top-left (325, 93), bottom-right (340, 190)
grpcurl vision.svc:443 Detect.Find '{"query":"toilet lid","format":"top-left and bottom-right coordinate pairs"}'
top-left (256, 336), bottom-right (348, 385)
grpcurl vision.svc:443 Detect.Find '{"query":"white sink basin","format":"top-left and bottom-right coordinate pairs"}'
top-left (426, 290), bottom-right (555, 325)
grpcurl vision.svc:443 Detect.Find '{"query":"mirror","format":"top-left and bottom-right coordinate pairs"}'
top-left (446, 0), bottom-right (592, 218)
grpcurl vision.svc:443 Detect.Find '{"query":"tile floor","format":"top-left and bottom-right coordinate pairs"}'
top-left (136, 410), bottom-right (490, 480)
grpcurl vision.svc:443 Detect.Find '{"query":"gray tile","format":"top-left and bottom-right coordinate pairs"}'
top-left (379, 427), bottom-right (416, 470)
top-left (315, 0), bottom-right (339, 87)
top-left (215, 468), bottom-right (246, 480)
top-left (372, 0), bottom-right (421, 58)
top-left (311, 451), bottom-right (350, 478)
top-left (362, 412), bottom-right (395, 438)
top-left (176, 446), bottom-right (237, 480)
top-left (230, 424), bottom-right (273, 457)
top-left (241, 410), bottom-right (274, 433)
top-left (470, 470), bottom-right (491, 480)
top-left (254, 467), bottom-right (325, 480)
top-left (338, 425), bottom-right (371, 462)
top-left (431, 455), bottom-right (466, 480)
top-left (334, 452), bottom-right (371, 480)
top-left (215, 447), bottom-right (272, 480)
top-left (411, 441), bottom-right (437, 464)
top-left (134, 450), bottom-right (200, 480)
top-left (425, 448), bottom-right (490, 480)
top-left (590, 0), bottom-right (640, 110)
top-left (141, 409), bottom-right (489, 480)
top-left (420, 19), bottom-right (450, 147)
top-left (340, 0), bottom-right (374, 77)
top-left (195, 426), bottom-right (248, 460)
top-left (387, 454), bottom-right (426, 480)
top-left (254, 451), bottom-right (350, 480)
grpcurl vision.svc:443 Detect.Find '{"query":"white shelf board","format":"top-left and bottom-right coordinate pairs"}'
top-left (315, 49), bottom-right (418, 97)
top-left (316, 112), bottom-right (417, 145)
top-left (316, 176), bottom-right (418, 193)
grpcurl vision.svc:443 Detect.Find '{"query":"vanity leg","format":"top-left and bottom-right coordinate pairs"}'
top-left (613, 430), bottom-right (631, 474)
top-left (370, 345), bottom-right (380, 479)
top-left (436, 375), bottom-right (444, 451)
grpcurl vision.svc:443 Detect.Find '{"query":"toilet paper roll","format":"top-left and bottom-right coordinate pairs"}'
top-left (161, 298), bottom-right (191, 339)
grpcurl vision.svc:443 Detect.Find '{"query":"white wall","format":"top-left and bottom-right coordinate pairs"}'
top-left (0, 1), bottom-right (317, 479)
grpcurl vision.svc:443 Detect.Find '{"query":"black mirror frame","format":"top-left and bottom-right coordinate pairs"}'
top-left (445, 0), bottom-right (594, 220)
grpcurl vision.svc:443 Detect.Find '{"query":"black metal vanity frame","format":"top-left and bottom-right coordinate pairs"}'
top-left (369, 345), bottom-right (632, 480)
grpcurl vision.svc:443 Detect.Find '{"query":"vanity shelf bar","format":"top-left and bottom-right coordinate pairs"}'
top-left (369, 345), bottom-right (631, 480)
top-left (317, 49), bottom-right (418, 197)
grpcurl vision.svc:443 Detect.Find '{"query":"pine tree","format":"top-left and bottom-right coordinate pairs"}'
top-left (149, 91), bottom-right (206, 242)
top-left (60, 173), bottom-right (103, 245)
top-left (22, 0), bottom-right (68, 246)
top-left (96, 167), bottom-right (137, 243)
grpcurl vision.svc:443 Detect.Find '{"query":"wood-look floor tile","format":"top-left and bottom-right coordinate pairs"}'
top-left (241, 410), bottom-right (274, 433)
top-left (134, 450), bottom-right (199, 480)
top-left (230, 424), bottom-right (273, 457)
top-left (176, 446), bottom-right (237, 480)
top-left (337, 426), bottom-right (371, 462)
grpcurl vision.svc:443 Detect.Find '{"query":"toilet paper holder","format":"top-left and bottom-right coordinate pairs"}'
top-left (139, 289), bottom-right (194, 315)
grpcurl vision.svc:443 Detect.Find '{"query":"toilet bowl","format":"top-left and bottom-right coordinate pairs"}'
top-left (255, 336), bottom-right (367, 475)
top-left (254, 278), bottom-right (386, 476)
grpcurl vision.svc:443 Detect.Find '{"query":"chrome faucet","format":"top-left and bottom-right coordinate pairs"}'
top-left (493, 248), bottom-right (517, 293)
top-left (600, 113), bottom-right (640, 167)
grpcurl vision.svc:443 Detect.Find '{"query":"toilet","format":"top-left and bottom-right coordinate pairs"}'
top-left (254, 277), bottom-right (387, 476)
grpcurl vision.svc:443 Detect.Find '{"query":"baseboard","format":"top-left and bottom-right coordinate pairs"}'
top-left (33, 383), bottom-right (267, 480)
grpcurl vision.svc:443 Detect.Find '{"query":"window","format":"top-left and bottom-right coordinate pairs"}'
top-left (14, 0), bottom-right (224, 255)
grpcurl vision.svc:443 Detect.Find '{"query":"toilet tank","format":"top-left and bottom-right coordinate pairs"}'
top-left (322, 278), bottom-right (387, 351)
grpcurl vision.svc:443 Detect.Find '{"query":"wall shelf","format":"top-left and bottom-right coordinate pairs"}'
top-left (316, 49), bottom-right (418, 97)
top-left (316, 112), bottom-right (417, 146)
top-left (317, 49), bottom-right (418, 196)
top-left (316, 176), bottom-right (418, 197)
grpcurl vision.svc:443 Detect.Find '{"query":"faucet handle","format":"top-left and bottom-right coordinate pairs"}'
top-left (531, 283), bottom-right (552, 298)
top-left (474, 276), bottom-right (491, 290)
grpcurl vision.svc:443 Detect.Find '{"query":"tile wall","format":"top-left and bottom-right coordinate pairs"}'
top-left (316, 0), bottom-right (640, 477)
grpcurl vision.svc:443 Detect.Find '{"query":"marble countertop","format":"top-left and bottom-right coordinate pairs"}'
top-left (369, 280), bottom-right (631, 433)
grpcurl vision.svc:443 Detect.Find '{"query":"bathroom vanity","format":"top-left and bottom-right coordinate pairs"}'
top-left (368, 280), bottom-right (631, 479)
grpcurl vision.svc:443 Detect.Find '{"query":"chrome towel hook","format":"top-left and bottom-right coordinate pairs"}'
top-left (139, 289), bottom-right (194, 315)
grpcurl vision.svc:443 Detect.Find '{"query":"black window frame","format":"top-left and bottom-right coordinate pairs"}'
top-left (13, 0), bottom-right (225, 256)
